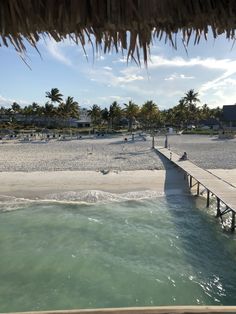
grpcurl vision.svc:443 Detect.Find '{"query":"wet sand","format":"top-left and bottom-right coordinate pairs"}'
top-left (0, 169), bottom-right (188, 199)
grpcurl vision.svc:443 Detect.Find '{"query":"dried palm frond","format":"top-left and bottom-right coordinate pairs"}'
top-left (1, 0), bottom-right (236, 64)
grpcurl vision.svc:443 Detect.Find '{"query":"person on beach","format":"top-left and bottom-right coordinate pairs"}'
top-left (179, 152), bottom-right (187, 161)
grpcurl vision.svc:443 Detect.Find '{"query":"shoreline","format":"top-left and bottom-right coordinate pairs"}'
top-left (0, 169), bottom-right (188, 199)
top-left (0, 168), bottom-right (235, 200)
top-left (0, 134), bottom-right (235, 200)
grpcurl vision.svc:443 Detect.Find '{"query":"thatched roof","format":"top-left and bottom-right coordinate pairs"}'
top-left (1, 0), bottom-right (236, 63)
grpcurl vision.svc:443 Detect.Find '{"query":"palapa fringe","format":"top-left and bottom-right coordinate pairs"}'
top-left (0, 0), bottom-right (236, 63)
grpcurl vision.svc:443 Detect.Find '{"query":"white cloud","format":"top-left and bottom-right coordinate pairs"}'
top-left (112, 58), bottom-right (127, 64)
top-left (106, 66), bottom-right (145, 84)
top-left (116, 74), bottom-right (144, 83)
top-left (96, 55), bottom-right (105, 61)
top-left (0, 95), bottom-right (29, 107)
top-left (199, 63), bottom-right (236, 95)
top-left (83, 53), bottom-right (236, 108)
top-left (119, 55), bottom-right (236, 77)
top-left (87, 67), bottom-right (144, 86)
top-left (80, 98), bottom-right (93, 107)
top-left (200, 78), bottom-right (236, 107)
top-left (201, 77), bottom-right (236, 91)
top-left (45, 39), bottom-right (73, 66)
top-left (98, 95), bottom-right (132, 105)
top-left (103, 66), bottom-right (112, 71)
top-left (98, 95), bottom-right (121, 100)
top-left (164, 73), bottom-right (195, 81)
top-left (149, 56), bottom-right (235, 70)
top-left (120, 66), bottom-right (144, 75)
top-left (148, 55), bottom-right (236, 98)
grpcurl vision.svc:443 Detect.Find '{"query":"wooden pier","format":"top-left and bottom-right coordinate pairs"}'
top-left (157, 148), bottom-right (236, 231)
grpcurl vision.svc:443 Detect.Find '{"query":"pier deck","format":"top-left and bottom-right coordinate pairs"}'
top-left (157, 148), bottom-right (236, 231)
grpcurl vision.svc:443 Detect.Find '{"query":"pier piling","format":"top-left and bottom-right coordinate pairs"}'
top-left (216, 198), bottom-right (221, 217)
top-left (197, 182), bottom-right (200, 196)
top-left (190, 176), bottom-right (193, 188)
top-left (231, 212), bottom-right (235, 232)
top-left (207, 190), bottom-right (210, 207)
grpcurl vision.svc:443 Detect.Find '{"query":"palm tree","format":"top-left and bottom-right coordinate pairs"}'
top-left (124, 101), bottom-right (139, 131)
top-left (64, 96), bottom-right (79, 118)
top-left (32, 102), bottom-right (45, 116)
top-left (165, 108), bottom-right (175, 126)
top-left (200, 103), bottom-right (211, 120)
top-left (58, 96), bottom-right (79, 127)
top-left (44, 102), bottom-right (55, 117)
top-left (42, 102), bottom-right (56, 127)
top-left (101, 107), bottom-right (109, 126)
top-left (45, 88), bottom-right (63, 105)
top-left (109, 101), bottom-right (122, 130)
top-left (183, 89), bottom-right (200, 107)
top-left (22, 105), bottom-right (34, 116)
top-left (140, 100), bottom-right (159, 130)
top-left (11, 102), bottom-right (21, 114)
top-left (0, 106), bottom-right (6, 115)
top-left (88, 104), bottom-right (102, 128)
top-left (183, 89), bottom-right (200, 125)
top-left (173, 98), bottom-right (187, 127)
top-left (210, 106), bottom-right (223, 120)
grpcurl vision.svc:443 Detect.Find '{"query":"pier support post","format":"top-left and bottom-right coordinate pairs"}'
top-left (207, 190), bottom-right (210, 207)
top-left (164, 135), bottom-right (168, 148)
top-left (216, 198), bottom-right (221, 217)
top-left (190, 176), bottom-right (193, 188)
top-left (152, 136), bottom-right (155, 149)
top-left (197, 182), bottom-right (200, 196)
top-left (231, 211), bottom-right (235, 232)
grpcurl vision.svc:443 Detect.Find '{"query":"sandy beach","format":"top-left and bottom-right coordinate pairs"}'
top-left (166, 134), bottom-right (236, 169)
top-left (0, 169), bottom-right (190, 199)
top-left (0, 134), bottom-right (235, 199)
top-left (0, 135), bottom-right (160, 172)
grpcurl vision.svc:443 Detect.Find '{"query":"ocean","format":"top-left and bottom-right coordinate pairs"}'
top-left (0, 191), bottom-right (236, 312)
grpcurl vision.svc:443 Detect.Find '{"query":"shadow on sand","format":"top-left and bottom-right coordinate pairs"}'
top-left (153, 149), bottom-right (189, 193)
top-left (210, 137), bottom-right (235, 141)
top-left (108, 137), bottom-right (148, 146)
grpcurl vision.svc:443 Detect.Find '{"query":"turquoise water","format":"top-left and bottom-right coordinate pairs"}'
top-left (0, 193), bottom-right (236, 312)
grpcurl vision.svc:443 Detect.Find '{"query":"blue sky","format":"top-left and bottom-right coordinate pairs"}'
top-left (1, 31), bottom-right (236, 110)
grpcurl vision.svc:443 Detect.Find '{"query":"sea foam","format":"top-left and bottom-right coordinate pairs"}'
top-left (0, 188), bottom-right (186, 212)
top-left (45, 189), bottom-right (163, 203)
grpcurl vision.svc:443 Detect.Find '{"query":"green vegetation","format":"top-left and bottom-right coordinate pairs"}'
top-left (0, 88), bottom-right (223, 132)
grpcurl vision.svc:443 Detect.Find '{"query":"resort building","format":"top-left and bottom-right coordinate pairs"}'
top-left (199, 118), bottom-right (221, 130)
top-left (223, 104), bottom-right (236, 129)
top-left (0, 108), bottom-right (92, 129)
top-left (69, 108), bottom-right (91, 128)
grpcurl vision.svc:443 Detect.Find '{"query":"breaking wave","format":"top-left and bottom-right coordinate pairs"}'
top-left (45, 189), bottom-right (164, 203)
top-left (0, 195), bottom-right (33, 212)
top-left (0, 188), bottom-right (185, 212)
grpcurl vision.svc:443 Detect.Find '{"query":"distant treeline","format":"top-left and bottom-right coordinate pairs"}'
top-left (0, 88), bottom-right (222, 130)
